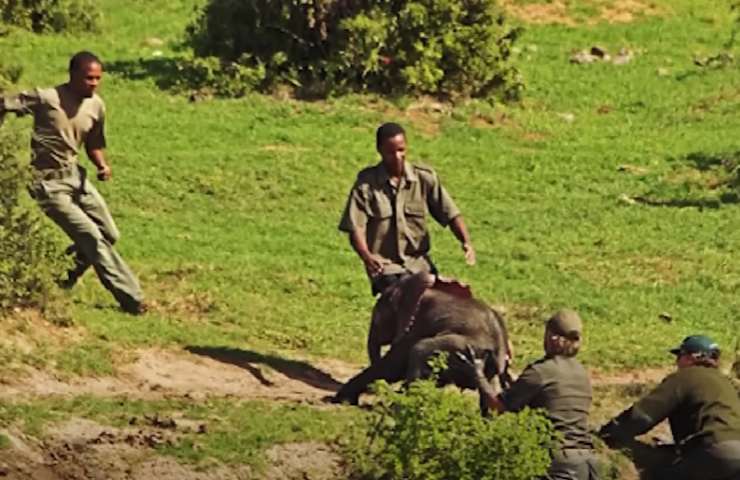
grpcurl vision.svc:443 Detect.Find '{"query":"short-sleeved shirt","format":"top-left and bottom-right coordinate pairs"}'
top-left (501, 355), bottom-right (594, 450)
top-left (630, 366), bottom-right (740, 448)
top-left (338, 161), bottom-right (461, 277)
top-left (1, 85), bottom-right (106, 170)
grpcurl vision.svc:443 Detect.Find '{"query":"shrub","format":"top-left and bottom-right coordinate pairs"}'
top-left (344, 379), bottom-right (554, 480)
top-left (0, 75), bottom-right (67, 314)
top-left (0, 0), bottom-right (101, 33)
top-left (185, 0), bottom-right (522, 100)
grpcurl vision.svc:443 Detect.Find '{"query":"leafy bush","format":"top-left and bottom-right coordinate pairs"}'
top-left (0, 0), bottom-right (101, 33)
top-left (0, 75), bottom-right (67, 314)
top-left (185, 0), bottom-right (522, 100)
top-left (344, 379), bottom-right (554, 480)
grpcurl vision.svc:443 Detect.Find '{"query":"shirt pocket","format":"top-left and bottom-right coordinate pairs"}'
top-left (403, 202), bottom-right (427, 247)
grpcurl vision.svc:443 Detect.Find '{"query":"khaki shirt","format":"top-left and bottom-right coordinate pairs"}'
top-left (1, 85), bottom-right (106, 170)
top-left (338, 162), bottom-right (461, 277)
top-left (501, 356), bottom-right (594, 450)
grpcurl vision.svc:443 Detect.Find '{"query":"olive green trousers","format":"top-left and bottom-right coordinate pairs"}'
top-left (29, 165), bottom-right (143, 311)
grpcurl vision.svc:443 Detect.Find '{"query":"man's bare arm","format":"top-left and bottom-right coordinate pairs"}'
top-left (86, 148), bottom-right (111, 181)
top-left (457, 347), bottom-right (505, 413)
top-left (450, 216), bottom-right (476, 266)
top-left (349, 230), bottom-right (384, 277)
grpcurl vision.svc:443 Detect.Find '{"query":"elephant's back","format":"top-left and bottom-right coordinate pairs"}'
top-left (418, 290), bottom-right (497, 337)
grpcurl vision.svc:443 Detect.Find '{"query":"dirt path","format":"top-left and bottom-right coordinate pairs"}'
top-left (0, 347), bottom-right (688, 480)
top-left (1, 347), bottom-right (360, 404)
top-left (0, 346), bottom-right (672, 404)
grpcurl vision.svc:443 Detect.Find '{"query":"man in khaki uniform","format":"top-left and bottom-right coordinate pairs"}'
top-left (599, 335), bottom-right (740, 480)
top-left (339, 122), bottom-right (475, 337)
top-left (0, 51), bottom-right (146, 314)
top-left (460, 309), bottom-right (600, 480)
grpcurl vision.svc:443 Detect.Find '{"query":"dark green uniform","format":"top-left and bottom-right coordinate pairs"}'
top-left (601, 366), bottom-right (740, 480)
top-left (501, 355), bottom-right (599, 480)
top-left (339, 162), bottom-right (460, 294)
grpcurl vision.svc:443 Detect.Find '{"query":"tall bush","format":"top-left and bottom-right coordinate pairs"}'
top-left (0, 0), bottom-right (101, 33)
top-left (185, 0), bottom-right (522, 99)
top-left (344, 379), bottom-right (554, 480)
top-left (0, 71), bottom-right (67, 314)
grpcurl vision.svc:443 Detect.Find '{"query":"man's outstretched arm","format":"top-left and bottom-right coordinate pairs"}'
top-left (0, 91), bottom-right (41, 119)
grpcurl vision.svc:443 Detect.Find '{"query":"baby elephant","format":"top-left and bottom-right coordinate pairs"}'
top-left (333, 287), bottom-right (512, 406)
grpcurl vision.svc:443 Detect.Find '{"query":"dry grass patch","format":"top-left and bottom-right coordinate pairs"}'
top-left (501, 0), bottom-right (664, 25)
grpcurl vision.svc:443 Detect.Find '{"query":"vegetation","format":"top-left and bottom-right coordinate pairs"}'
top-left (184, 0), bottom-right (522, 99)
top-left (346, 379), bottom-right (553, 480)
top-left (0, 0), bottom-right (738, 476)
top-left (0, 70), bottom-right (66, 314)
top-left (0, 0), bottom-right (101, 33)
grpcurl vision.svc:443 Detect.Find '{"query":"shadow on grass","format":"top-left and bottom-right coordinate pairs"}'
top-left (185, 345), bottom-right (342, 391)
top-left (679, 151), bottom-right (740, 172)
top-left (632, 150), bottom-right (740, 209)
top-left (106, 58), bottom-right (182, 90)
top-left (630, 195), bottom-right (738, 209)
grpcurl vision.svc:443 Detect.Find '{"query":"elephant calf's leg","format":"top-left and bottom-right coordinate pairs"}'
top-left (405, 334), bottom-right (469, 381)
top-left (334, 337), bottom-right (415, 404)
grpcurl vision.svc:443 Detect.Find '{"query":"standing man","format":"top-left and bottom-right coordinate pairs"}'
top-left (460, 309), bottom-right (599, 480)
top-left (339, 122), bottom-right (475, 337)
top-left (598, 335), bottom-right (740, 480)
top-left (0, 51), bottom-right (146, 314)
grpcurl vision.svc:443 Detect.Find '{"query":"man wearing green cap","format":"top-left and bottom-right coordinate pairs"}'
top-left (598, 335), bottom-right (740, 480)
top-left (460, 309), bottom-right (599, 479)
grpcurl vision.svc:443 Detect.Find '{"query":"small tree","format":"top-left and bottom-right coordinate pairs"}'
top-left (0, 0), bottom-right (101, 33)
top-left (344, 379), bottom-right (554, 480)
top-left (185, 0), bottom-right (522, 100)
top-left (0, 68), bottom-right (67, 314)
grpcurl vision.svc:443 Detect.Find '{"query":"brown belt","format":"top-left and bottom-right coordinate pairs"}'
top-left (32, 165), bottom-right (79, 181)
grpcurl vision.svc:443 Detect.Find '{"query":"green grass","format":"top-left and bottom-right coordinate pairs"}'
top-left (1, 0), bottom-right (739, 374)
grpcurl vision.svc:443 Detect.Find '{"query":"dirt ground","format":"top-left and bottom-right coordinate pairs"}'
top-left (0, 345), bottom-right (687, 479)
top-left (0, 347), bottom-right (359, 480)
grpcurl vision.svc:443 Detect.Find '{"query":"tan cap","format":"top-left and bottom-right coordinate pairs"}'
top-left (546, 309), bottom-right (583, 340)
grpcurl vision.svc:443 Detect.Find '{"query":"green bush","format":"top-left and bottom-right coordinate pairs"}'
top-left (344, 379), bottom-right (554, 480)
top-left (185, 0), bottom-right (522, 99)
top-left (0, 0), bottom-right (101, 33)
top-left (0, 77), bottom-right (67, 314)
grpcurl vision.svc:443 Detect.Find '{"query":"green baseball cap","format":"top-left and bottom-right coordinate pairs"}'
top-left (546, 309), bottom-right (582, 340)
top-left (669, 335), bottom-right (720, 356)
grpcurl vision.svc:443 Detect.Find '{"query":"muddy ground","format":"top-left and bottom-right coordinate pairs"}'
top-left (0, 345), bottom-right (717, 480)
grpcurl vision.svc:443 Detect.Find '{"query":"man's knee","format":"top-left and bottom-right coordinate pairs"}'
top-left (74, 231), bottom-right (108, 263)
top-left (103, 225), bottom-right (120, 245)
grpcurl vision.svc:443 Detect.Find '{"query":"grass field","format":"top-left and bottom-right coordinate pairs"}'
top-left (0, 0), bottom-right (739, 474)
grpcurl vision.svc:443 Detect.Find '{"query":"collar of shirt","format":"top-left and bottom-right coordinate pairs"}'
top-left (374, 161), bottom-right (419, 189)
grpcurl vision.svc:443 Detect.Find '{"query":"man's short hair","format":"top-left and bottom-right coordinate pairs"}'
top-left (376, 122), bottom-right (405, 150)
top-left (69, 51), bottom-right (102, 73)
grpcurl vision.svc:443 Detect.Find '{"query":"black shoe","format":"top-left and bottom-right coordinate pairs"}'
top-left (57, 272), bottom-right (78, 290)
top-left (121, 301), bottom-right (149, 316)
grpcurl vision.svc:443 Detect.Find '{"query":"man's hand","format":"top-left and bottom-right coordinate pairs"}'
top-left (361, 252), bottom-right (385, 277)
top-left (96, 163), bottom-right (112, 181)
top-left (462, 242), bottom-right (476, 266)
